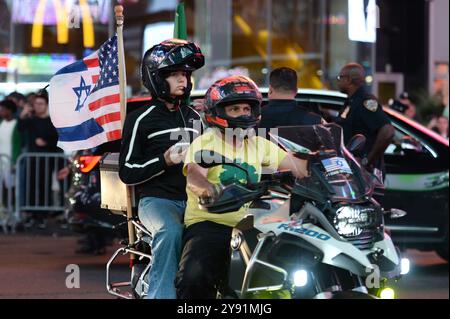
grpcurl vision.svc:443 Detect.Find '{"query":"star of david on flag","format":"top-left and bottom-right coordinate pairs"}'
top-left (49, 35), bottom-right (122, 151)
top-left (321, 157), bottom-right (353, 176)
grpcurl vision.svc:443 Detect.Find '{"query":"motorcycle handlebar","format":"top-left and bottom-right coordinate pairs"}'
top-left (199, 170), bottom-right (293, 213)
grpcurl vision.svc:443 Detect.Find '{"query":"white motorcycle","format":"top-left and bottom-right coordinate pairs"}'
top-left (105, 124), bottom-right (409, 299)
top-left (197, 124), bottom-right (409, 299)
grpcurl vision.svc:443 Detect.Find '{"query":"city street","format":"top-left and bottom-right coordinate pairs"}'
top-left (0, 232), bottom-right (447, 299)
top-left (0, 0), bottom-right (448, 302)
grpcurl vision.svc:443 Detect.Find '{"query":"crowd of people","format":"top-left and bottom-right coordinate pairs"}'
top-left (0, 89), bottom-right (62, 231)
top-left (388, 91), bottom-right (449, 139)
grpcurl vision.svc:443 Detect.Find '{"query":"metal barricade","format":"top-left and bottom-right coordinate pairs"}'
top-left (0, 153), bottom-right (14, 233)
top-left (13, 152), bottom-right (70, 232)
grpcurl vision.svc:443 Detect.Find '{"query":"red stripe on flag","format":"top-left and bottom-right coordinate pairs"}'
top-left (89, 93), bottom-right (120, 111)
top-left (95, 112), bottom-right (121, 126)
top-left (92, 75), bottom-right (99, 84)
top-left (106, 129), bottom-right (121, 141)
top-left (84, 58), bottom-right (99, 68)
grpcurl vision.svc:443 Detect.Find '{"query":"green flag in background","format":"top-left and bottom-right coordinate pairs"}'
top-left (174, 2), bottom-right (187, 40)
top-left (174, 2), bottom-right (191, 105)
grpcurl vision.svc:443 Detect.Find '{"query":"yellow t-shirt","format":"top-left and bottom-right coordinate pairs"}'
top-left (183, 128), bottom-right (287, 228)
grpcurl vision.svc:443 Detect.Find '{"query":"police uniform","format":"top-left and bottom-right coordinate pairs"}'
top-left (259, 99), bottom-right (322, 129)
top-left (336, 86), bottom-right (391, 170)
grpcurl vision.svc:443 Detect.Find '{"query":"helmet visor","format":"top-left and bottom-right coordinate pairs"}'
top-left (159, 45), bottom-right (204, 71)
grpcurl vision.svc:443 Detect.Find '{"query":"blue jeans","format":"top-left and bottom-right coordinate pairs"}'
top-left (138, 197), bottom-right (186, 299)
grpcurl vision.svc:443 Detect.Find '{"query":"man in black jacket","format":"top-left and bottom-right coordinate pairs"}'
top-left (259, 67), bottom-right (323, 215)
top-left (259, 67), bottom-right (323, 130)
top-left (119, 39), bottom-right (204, 299)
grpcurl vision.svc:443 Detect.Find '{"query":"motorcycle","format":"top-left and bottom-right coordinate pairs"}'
top-left (196, 123), bottom-right (409, 299)
top-left (105, 124), bottom-right (409, 299)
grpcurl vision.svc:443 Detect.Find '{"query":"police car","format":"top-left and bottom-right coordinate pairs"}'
top-left (125, 88), bottom-right (449, 261)
top-left (266, 89), bottom-right (448, 261)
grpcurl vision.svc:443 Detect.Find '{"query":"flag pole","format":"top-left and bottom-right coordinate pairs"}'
top-left (114, 5), bottom-right (136, 260)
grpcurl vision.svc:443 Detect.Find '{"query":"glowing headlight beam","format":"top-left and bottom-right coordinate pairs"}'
top-left (380, 287), bottom-right (395, 299)
top-left (400, 258), bottom-right (410, 275)
top-left (293, 270), bottom-right (308, 287)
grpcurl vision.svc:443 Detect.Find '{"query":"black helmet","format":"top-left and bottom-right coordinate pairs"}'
top-left (204, 75), bottom-right (262, 130)
top-left (141, 39), bottom-right (204, 103)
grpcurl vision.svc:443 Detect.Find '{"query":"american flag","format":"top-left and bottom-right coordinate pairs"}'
top-left (49, 35), bottom-right (123, 152)
top-left (321, 157), bottom-right (353, 175)
top-left (88, 35), bottom-right (121, 142)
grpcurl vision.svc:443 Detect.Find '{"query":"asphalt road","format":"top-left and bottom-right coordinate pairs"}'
top-left (394, 249), bottom-right (449, 299)
top-left (0, 233), bottom-right (448, 299)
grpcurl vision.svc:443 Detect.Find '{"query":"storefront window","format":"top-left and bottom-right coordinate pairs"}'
top-left (324, 0), bottom-right (376, 90)
top-left (1, 0), bottom-right (377, 95)
top-left (231, 0), bottom-right (324, 88)
top-left (187, 0), bottom-right (375, 91)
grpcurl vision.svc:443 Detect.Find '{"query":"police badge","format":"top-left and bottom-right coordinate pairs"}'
top-left (364, 99), bottom-right (378, 112)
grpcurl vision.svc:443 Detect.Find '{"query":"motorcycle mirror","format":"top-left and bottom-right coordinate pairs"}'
top-left (386, 208), bottom-right (407, 219)
top-left (194, 150), bottom-right (251, 182)
top-left (346, 134), bottom-right (366, 153)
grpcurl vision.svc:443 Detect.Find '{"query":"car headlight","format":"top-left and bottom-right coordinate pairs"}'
top-left (333, 206), bottom-right (376, 237)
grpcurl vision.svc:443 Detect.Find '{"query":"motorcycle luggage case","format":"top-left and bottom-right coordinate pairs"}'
top-left (99, 152), bottom-right (136, 214)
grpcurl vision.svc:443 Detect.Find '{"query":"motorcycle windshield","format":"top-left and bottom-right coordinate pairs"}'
top-left (269, 124), bottom-right (371, 202)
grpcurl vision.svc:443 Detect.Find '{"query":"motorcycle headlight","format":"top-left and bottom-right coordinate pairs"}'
top-left (333, 206), bottom-right (375, 237)
top-left (293, 269), bottom-right (308, 287)
top-left (379, 287), bottom-right (396, 299)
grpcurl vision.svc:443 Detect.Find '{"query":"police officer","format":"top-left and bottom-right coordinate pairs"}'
top-left (335, 63), bottom-right (394, 174)
top-left (259, 67), bottom-right (323, 129)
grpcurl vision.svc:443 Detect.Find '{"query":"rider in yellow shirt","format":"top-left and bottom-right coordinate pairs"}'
top-left (175, 75), bottom-right (308, 299)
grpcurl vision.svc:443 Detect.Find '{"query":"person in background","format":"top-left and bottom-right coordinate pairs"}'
top-left (334, 63), bottom-right (394, 177)
top-left (398, 92), bottom-right (420, 122)
top-left (18, 90), bottom-right (61, 229)
top-left (6, 92), bottom-right (27, 119)
top-left (428, 115), bottom-right (449, 139)
top-left (18, 90), bottom-right (59, 153)
top-left (259, 67), bottom-right (323, 129)
top-left (388, 98), bottom-right (409, 114)
top-left (26, 92), bottom-right (37, 108)
top-left (0, 100), bottom-right (22, 220)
